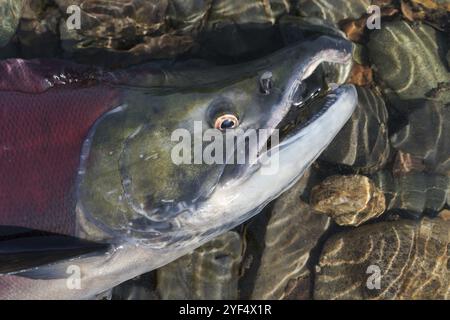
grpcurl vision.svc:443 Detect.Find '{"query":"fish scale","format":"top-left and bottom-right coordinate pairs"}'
top-left (0, 62), bottom-right (120, 235)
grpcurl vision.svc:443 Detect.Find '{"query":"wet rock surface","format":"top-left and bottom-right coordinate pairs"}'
top-left (296, 0), bottom-right (371, 27)
top-left (391, 100), bottom-right (450, 175)
top-left (372, 171), bottom-right (449, 217)
top-left (55, 0), bottom-right (195, 67)
top-left (0, 0), bottom-right (24, 47)
top-left (310, 175), bottom-right (386, 227)
top-left (368, 20), bottom-right (450, 103)
top-left (315, 217), bottom-right (450, 299)
top-left (156, 231), bottom-right (243, 299)
top-left (16, 0), bottom-right (61, 58)
top-left (320, 87), bottom-right (390, 173)
top-left (52, 0), bottom-right (288, 66)
top-left (243, 170), bottom-right (330, 300)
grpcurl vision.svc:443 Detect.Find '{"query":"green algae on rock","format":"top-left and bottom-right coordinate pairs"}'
top-left (315, 217), bottom-right (450, 299)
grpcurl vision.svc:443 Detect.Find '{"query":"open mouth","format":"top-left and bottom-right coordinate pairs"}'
top-left (266, 58), bottom-right (352, 152)
top-left (276, 66), bottom-right (332, 141)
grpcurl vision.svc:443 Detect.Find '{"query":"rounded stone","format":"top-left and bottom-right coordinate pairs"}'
top-left (320, 87), bottom-right (390, 173)
top-left (310, 175), bottom-right (386, 226)
top-left (368, 20), bottom-right (450, 102)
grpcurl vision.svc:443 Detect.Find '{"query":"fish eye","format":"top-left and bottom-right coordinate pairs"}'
top-left (259, 71), bottom-right (273, 95)
top-left (214, 114), bottom-right (239, 131)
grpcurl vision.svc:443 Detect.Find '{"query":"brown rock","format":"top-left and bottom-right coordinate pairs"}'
top-left (411, 0), bottom-right (450, 11)
top-left (392, 151), bottom-right (426, 177)
top-left (348, 63), bottom-right (373, 87)
top-left (315, 218), bottom-right (450, 299)
top-left (310, 175), bottom-right (386, 226)
top-left (340, 18), bottom-right (366, 42)
top-left (438, 209), bottom-right (450, 221)
top-left (401, 0), bottom-right (427, 21)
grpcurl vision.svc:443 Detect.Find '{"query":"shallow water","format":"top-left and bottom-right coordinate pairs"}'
top-left (1, 0), bottom-right (449, 300)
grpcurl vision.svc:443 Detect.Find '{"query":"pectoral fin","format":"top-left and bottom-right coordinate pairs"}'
top-left (0, 226), bottom-right (110, 274)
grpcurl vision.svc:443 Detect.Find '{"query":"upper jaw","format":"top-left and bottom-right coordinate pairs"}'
top-left (254, 36), bottom-right (354, 161)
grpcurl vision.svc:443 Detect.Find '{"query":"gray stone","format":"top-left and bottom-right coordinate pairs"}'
top-left (372, 171), bottom-right (450, 215)
top-left (297, 0), bottom-right (370, 26)
top-left (320, 87), bottom-right (390, 173)
top-left (391, 100), bottom-right (450, 175)
top-left (156, 231), bottom-right (242, 299)
top-left (248, 170), bottom-right (330, 299)
top-left (368, 20), bottom-right (450, 102)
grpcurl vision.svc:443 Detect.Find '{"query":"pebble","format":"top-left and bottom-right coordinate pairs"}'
top-left (310, 175), bottom-right (386, 227)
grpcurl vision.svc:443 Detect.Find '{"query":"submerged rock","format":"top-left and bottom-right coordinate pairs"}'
top-left (55, 0), bottom-right (289, 65)
top-left (194, 0), bottom-right (289, 60)
top-left (56, 0), bottom-right (194, 66)
top-left (16, 1), bottom-right (61, 58)
top-left (0, 0), bottom-right (24, 47)
top-left (373, 171), bottom-right (450, 216)
top-left (156, 231), bottom-right (242, 299)
top-left (207, 0), bottom-right (288, 26)
top-left (247, 170), bottom-right (330, 299)
top-left (310, 175), bottom-right (386, 227)
top-left (411, 0), bottom-right (450, 11)
top-left (112, 273), bottom-right (159, 300)
top-left (296, 0), bottom-right (371, 26)
top-left (391, 100), bottom-right (450, 175)
top-left (315, 217), bottom-right (450, 299)
top-left (439, 209), bottom-right (450, 220)
top-left (368, 20), bottom-right (450, 102)
top-left (392, 151), bottom-right (426, 177)
top-left (320, 87), bottom-right (390, 173)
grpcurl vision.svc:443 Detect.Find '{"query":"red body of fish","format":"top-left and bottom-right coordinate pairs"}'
top-left (0, 59), bottom-right (121, 236)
